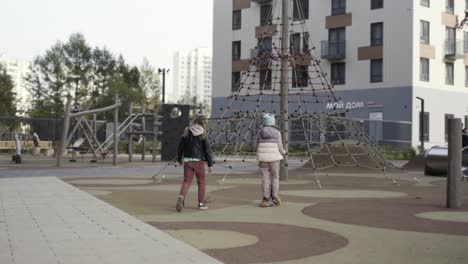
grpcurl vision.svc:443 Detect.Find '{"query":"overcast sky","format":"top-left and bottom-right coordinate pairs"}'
top-left (1, 0), bottom-right (213, 69)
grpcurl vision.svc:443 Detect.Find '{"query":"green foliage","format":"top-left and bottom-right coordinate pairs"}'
top-left (379, 145), bottom-right (417, 160)
top-left (0, 63), bottom-right (16, 117)
top-left (26, 33), bottom-right (145, 119)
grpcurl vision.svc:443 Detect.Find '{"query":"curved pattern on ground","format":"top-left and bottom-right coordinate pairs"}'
top-left (64, 177), bottom-right (181, 187)
top-left (166, 230), bottom-right (259, 250)
top-left (151, 222), bottom-right (348, 264)
top-left (415, 211), bottom-right (468, 223)
top-left (282, 190), bottom-right (407, 198)
top-left (303, 197), bottom-right (468, 235)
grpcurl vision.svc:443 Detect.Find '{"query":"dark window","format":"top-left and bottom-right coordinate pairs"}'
top-left (465, 116), bottom-right (468, 129)
top-left (446, 62), bottom-right (454, 85)
top-left (232, 72), bottom-right (241, 92)
top-left (445, 27), bottom-right (456, 55)
top-left (371, 0), bottom-right (383, 9)
top-left (259, 70), bottom-right (271, 90)
top-left (292, 65), bottom-right (309, 88)
top-left (331, 63), bottom-right (346, 85)
top-left (232, 10), bottom-right (241, 30)
top-left (290, 33), bottom-right (301, 54)
top-left (445, 113), bottom-right (455, 142)
top-left (332, 0), bottom-right (346, 15)
top-left (420, 58), bottom-right (429, 82)
top-left (232, 41), bottom-right (241, 61)
top-left (465, 66), bottom-right (468, 87)
top-left (293, 0), bottom-right (309, 20)
top-left (420, 20), bottom-right (430, 44)
top-left (419, 112), bottom-right (429, 142)
top-left (371, 22), bottom-right (383, 46)
top-left (464, 32), bottom-right (468, 53)
top-left (303, 32), bottom-right (310, 51)
top-left (329, 27), bottom-right (346, 57)
top-left (260, 5), bottom-right (272, 26)
top-left (420, 0), bottom-right (430, 7)
top-left (370, 59), bottom-right (383, 83)
top-left (446, 0), bottom-right (454, 14)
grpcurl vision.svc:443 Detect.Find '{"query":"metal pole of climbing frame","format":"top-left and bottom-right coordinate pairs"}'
top-left (113, 94), bottom-right (119, 166)
top-left (128, 103), bottom-right (133, 162)
top-left (447, 118), bottom-right (463, 208)
top-left (280, 0), bottom-right (290, 181)
top-left (57, 95), bottom-right (72, 168)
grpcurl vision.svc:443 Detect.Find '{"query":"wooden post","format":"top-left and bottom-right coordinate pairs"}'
top-left (447, 118), bottom-right (463, 208)
top-left (57, 96), bottom-right (72, 167)
top-left (113, 94), bottom-right (119, 166)
top-left (128, 103), bottom-right (133, 162)
top-left (280, 0), bottom-right (290, 181)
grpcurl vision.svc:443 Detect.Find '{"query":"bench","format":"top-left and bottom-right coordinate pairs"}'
top-left (0, 141), bottom-right (54, 156)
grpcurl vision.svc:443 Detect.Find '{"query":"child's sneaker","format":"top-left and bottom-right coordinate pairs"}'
top-left (176, 195), bottom-right (184, 212)
top-left (259, 197), bottom-right (271, 207)
top-left (198, 202), bottom-right (208, 210)
top-left (272, 196), bottom-right (282, 206)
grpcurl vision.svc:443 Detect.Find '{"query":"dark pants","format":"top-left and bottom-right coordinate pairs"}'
top-left (179, 161), bottom-right (206, 203)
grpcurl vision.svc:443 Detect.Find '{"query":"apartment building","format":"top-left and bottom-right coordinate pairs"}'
top-left (172, 48), bottom-right (213, 113)
top-left (212, 0), bottom-right (468, 148)
top-left (0, 55), bottom-right (31, 114)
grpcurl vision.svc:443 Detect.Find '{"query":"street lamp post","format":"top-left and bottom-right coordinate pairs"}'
top-left (416, 97), bottom-right (425, 151)
top-left (158, 68), bottom-right (169, 104)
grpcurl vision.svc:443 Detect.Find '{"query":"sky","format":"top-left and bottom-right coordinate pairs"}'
top-left (1, 0), bottom-right (214, 69)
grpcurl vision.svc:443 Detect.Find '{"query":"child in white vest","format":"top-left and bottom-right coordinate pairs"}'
top-left (256, 113), bottom-right (286, 207)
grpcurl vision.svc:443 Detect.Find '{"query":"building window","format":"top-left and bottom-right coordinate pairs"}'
top-left (445, 27), bottom-right (456, 56)
top-left (371, 22), bottom-right (383, 46)
top-left (331, 63), bottom-right (346, 85)
top-left (232, 10), bottom-right (241, 30)
top-left (293, 0), bottom-right (309, 20)
top-left (420, 20), bottom-right (430, 44)
top-left (259, 70), bottom-right (271, 90)
top-left (445, 113), bottom-right (455, 142)
top-left (232, 72), bottom-right (241, 92)
top-left (371, 0), bottom-right (383, 9)
top-left (420, 58), bottom-right (429, 82)
top-left (419, 112), bottom-right (430, 142)
top-left (446, 0), bottom-right (454, 14)
top-left (464, 32), bottom-right (468, 53)
top-left (370, 59), bottom-right (383, 83)
top-left (290, 33), bottom-right (301, 54)
top-left (292, 65), bottom-right (309, 88)
top-left (232, 41), bottom-right (241, 61)
top-left (446, 62), bottom-right (454, 85)
top-left (260, 4), bottom-right (272, 26)
top-left (332, 0), bottom-right (346, 15)
top-left (465, 66), bottom-right (468, 87)
top-left (420, 0), bottom-right (430, 7)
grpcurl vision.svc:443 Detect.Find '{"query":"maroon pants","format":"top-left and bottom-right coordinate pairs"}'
top-left (179, 161), bottom-right (206, 203)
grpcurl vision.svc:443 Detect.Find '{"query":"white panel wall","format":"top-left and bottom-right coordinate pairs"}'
top-left (412, 1), bottom-right (468, 147)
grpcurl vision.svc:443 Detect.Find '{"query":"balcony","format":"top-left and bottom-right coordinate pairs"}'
top-left (250, 48), bottom-right (273, 67)
top-left (321, 40), bottom-right (346, 60)
top-left (444, 40), bottom-right (464, 59)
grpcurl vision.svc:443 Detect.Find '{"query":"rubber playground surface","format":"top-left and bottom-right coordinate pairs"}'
top-left (2, 155), bottom-right (468, 263)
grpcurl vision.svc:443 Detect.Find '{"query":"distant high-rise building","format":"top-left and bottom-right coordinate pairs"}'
top-left (172, 48), bottom-right (212, 114)
top-left (0, 55), bottom-right (31, 115)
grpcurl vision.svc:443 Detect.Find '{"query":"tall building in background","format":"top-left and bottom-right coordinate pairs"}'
top-left (0, 55), bottom-right (31, 115)
top-left (173, 48), bottom-right (212, 114)
top-left (213, 0), bottom-right (468, 148)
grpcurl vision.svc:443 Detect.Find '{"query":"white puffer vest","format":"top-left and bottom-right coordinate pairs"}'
top-left (256, 126), bottom-right (285, 162)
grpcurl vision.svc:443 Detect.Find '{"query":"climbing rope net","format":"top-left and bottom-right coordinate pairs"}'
top-left (204, 0), bottom-right (399, 188)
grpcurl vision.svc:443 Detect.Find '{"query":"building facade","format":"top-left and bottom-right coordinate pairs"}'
top-left (212, 0), bottom-right (468, 149)
top-left (172, 48), bottom-right (213, 114)
top-left (0, 55), bottom-right (31, 115)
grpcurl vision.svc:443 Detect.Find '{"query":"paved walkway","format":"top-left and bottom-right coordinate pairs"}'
top-left (0, 177), bottom-right (221, 264)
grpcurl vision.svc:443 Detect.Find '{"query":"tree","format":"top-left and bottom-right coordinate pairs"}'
top-left (0, 63), bottom-right (17, 117)
top-left (139, 57), bottom-right (160, 108)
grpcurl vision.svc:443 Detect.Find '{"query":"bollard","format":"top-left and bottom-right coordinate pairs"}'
top-left (447, 118), bottom-right (463, 208)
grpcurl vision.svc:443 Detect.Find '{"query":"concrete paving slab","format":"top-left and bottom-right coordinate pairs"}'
top-left (0, 177), bottom-right (222, 264)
